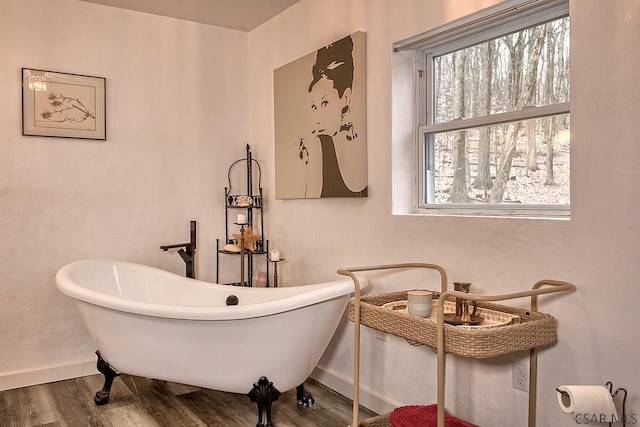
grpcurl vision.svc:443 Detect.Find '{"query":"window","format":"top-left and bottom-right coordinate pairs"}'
top-left (397, 0), bottom-right (570, 217)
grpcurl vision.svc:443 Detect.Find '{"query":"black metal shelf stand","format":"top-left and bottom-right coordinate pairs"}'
top-left (215, 144), bottom-right (270, 286)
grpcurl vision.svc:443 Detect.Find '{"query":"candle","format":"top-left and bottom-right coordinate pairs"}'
top-left (270, 249), bottom-right (280, 262)
top-left (237, 213), bottom-right (246, 224)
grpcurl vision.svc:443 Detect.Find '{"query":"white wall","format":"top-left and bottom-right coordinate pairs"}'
top-left (249, 0), bottom-right (640, 426)
top-left (0, 0), bottom-right (249, 388)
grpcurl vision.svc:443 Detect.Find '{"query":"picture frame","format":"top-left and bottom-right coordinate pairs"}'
top-left (22, 68), bottom-right (106, 140)
top-left (274, 32), bottom-right (368, 199)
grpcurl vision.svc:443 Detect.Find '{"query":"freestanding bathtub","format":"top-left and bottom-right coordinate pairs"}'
top-left (55, 259), bottom-right (367, 425)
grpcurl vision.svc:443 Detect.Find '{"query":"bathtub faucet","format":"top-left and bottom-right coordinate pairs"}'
top-left (160, 220), bottom-right (197, 279)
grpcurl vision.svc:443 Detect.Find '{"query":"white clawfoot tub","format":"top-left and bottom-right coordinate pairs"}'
top-left (55, 259), bottom-right (367, 420)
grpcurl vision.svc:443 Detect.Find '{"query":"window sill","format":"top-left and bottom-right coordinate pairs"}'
top-left (405, 206), bottom-right (571, 220)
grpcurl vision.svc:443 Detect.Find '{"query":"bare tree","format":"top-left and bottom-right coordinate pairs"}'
top-left (473, 40), bottom-right (494, 192)
top-left (526, 120), bottom-right (539, 174)
top-left (489, 26), bottom-right (546, 203)
top-left (545, 19), bottom-right (569, 186)
top-left (505, 33), bottom-right (524, 110)
top-left (544, 22), bottom-right (557, 185)
top-left (449, 49), bottom-right (470, 202)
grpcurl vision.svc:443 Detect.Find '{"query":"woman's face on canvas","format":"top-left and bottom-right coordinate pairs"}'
top-left (309, 78), bottom-right (345, 137)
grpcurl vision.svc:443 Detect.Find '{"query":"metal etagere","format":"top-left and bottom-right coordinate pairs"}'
top-left (215, 144), bottom-right (270, 286)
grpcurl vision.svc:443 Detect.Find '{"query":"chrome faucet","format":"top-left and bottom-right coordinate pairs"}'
top-left (161, 220), bottom-right (197, 279)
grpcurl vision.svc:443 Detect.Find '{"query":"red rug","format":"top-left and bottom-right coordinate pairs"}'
top-left (389, 404), bottom-right (478, 427)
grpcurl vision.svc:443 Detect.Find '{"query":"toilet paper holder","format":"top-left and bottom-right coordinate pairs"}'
top-left (556, 382), bottom-right (628, 427)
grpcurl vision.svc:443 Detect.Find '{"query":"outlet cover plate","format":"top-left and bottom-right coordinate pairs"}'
top-left (512, 359), bottom-right (529, 392)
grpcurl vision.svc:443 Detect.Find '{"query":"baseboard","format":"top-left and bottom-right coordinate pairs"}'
top-left (1, 360), bottom-right (397, 413)
top-left (311, 365), bottom-right (399, 416)
top-left (0, 360), bottom-right (96, 392)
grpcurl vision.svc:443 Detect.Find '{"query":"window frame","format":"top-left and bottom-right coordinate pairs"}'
top-left (397, 0), bottom-right (570, 218)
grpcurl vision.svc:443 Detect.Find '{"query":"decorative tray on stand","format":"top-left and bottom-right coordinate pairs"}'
top-left (348, 290), bottom-right (558, 359)
top-left (381, 300), bottom-right (521, 329)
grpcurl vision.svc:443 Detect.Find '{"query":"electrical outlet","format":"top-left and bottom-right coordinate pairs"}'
top-left (512, 359), bottom-right (529, 392)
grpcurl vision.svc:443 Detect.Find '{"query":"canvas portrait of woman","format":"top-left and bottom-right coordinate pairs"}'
top-left (274, 32), bottom-right (367, 199)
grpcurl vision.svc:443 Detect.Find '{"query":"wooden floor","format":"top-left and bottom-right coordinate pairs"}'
top-left (0, 374), bottom-right (377, 426)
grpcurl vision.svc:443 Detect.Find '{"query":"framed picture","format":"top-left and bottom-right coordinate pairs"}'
top-left (274, 32), bottom-right (368, 199)
top-left (22, 68), bottom-right (106, 140)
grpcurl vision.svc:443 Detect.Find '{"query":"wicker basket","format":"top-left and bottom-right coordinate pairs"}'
top-left (348, 290), bottom-right (557, 359)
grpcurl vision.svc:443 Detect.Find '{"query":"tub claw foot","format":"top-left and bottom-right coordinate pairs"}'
top-left (94, 350), bottom-right (120, 405)
top-left (296, 383), bottom-right (314, 407)
top-left (248, 376), bottom-right (281, 427)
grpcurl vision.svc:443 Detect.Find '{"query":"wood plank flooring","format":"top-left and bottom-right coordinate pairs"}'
top-left (0, 374), bottom-right (377, 426)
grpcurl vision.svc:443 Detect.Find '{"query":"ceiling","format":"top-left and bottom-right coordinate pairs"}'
top-left (77, 0), bottom-right (301, 32)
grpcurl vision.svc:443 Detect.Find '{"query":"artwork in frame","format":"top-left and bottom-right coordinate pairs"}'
top-left (274, 32), bottom-right (367, 199)
top-left (22, 68), bottom-right (106, 140)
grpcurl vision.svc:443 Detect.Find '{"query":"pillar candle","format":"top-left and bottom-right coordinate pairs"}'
top-left (237, 213), bottom-right (246, 224)
top-left (270, 249), bottom-right (280, 261)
